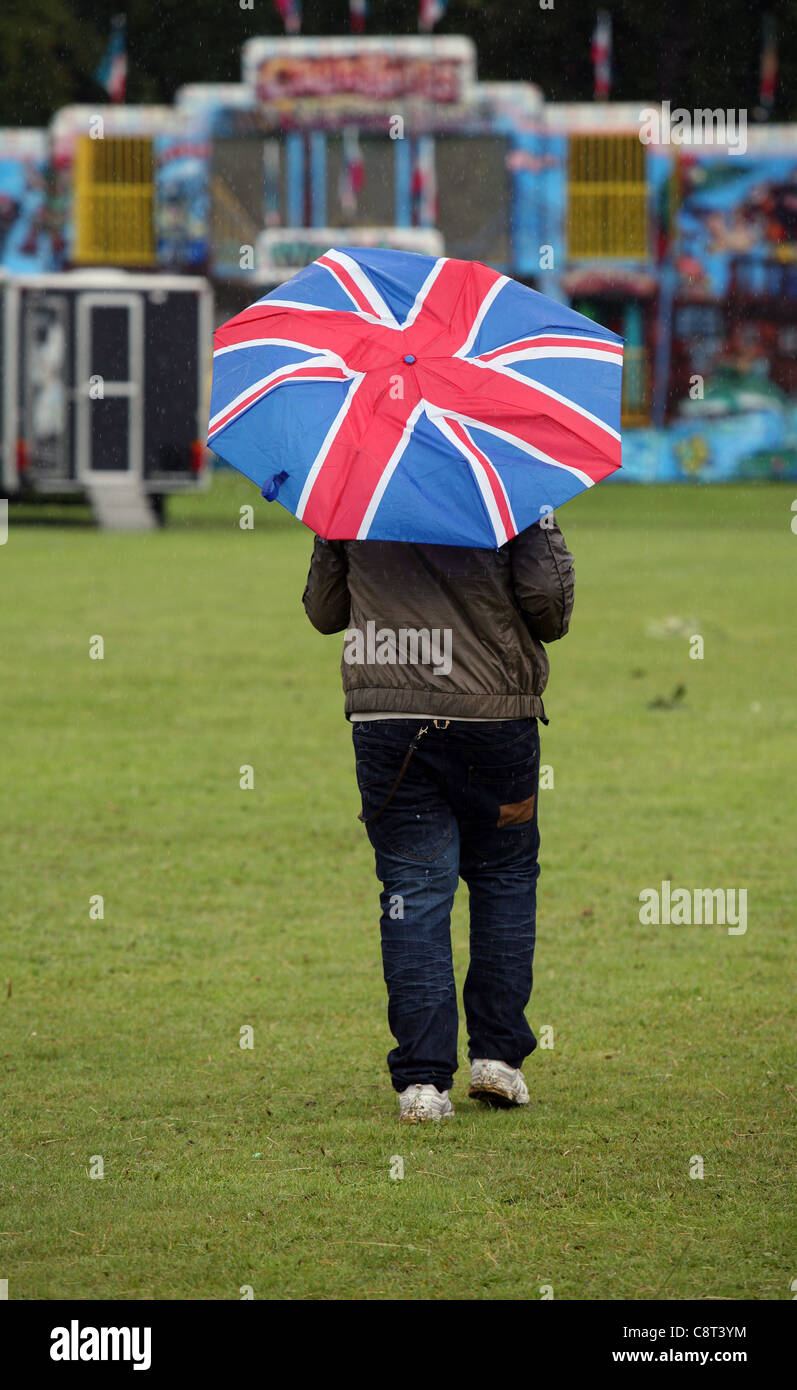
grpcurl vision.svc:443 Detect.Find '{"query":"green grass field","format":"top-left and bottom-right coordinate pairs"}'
top-left (1, 476), bottom-right (794, 1301)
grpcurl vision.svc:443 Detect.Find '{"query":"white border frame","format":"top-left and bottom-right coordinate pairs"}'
top-left (1, 278), bottom-right (17, 493)
top-left (77, 292), bottom-right (144, 483)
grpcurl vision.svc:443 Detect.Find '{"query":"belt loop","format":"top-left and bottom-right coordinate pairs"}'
top-left (433, 718), bottom-right (450, 730)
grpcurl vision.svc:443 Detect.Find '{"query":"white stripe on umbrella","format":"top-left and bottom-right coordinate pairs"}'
top-left (355, 400), bottom-right (427, 540)
top-left (431, 413), bottom-right (516, 547)
top-left (213, 337), bottom-right (352, 363)
top-left (467, 357), bottom-right (622, 443)
top-left (239, 298), bottom-right (389, 329)
top-left (489, 345), bottom-right (625, 367)
top-left (437, 405), bottom-right (597, 488)
top-left (401, 258), bottom-right (448, 331)
top-left (208, 358), bottom-right (348, 438)
top-left (454, 275), bottom-right (511, 358)
top-left (295, 374), bottom-right (367, 521)
top-left (319, 249), bottom-right (400, 327)
top-left (477, 331), bottom-right (622, 359)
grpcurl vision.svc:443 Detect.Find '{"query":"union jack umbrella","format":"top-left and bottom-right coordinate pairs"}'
top-left (208, 247), bottom-right (623, 549)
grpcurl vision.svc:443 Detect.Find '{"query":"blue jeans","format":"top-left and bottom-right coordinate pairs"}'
top-left (353, 717), bottom-right (540, 1092)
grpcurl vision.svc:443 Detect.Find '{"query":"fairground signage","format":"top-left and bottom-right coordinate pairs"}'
top-left (255, 226), bottom-right (445, 281)
top-left (241, 36), bottom-right (476, 113)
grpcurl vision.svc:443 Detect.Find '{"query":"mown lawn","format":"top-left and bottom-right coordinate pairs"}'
top-left (1, 475), bottom-right (794, 1300)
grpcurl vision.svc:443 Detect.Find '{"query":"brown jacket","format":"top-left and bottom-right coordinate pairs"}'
top-left (302, 521), bottom-right (575, 720)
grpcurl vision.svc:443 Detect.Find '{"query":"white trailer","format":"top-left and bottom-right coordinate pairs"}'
top-left (0, 269), bottom-right (213, 528)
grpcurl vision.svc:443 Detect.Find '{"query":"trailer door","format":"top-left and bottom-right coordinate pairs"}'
top-left (77, 293), bottom-right (143, 479)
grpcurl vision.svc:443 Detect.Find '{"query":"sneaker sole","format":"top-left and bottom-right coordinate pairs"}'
top-left (468, 1083), bottom-right (528, 1108)
top-left (399, 1110), bottom-right (455, 1124)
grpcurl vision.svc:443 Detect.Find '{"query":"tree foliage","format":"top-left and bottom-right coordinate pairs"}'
top-left (0, 0), bottom-right (794, 128)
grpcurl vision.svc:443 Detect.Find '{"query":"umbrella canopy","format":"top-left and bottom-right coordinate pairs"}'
top-left (208, 247), bottom-right (623, 548)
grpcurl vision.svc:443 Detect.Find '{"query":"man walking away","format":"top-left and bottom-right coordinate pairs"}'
top-left (303, 519), bottom-right (574, 1122)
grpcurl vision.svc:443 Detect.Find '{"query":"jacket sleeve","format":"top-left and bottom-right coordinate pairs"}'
top-left (509, 519), bottom-right (575, 643)
top-left (302, 537), bottom-right (351, 634)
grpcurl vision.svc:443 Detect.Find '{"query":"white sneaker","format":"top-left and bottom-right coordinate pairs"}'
top-left (469, 1058), bottom-right (529, 1107)
top-left (398, 1083), bottom-right (455, 1123)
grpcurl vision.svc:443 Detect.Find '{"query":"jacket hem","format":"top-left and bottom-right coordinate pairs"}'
top-left (344, 688), bottom-right (546, 721)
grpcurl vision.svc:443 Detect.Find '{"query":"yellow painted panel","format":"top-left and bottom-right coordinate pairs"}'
top-left (568, 134), bottom-right (647, 259)
top-left (73, 136), bottom-right (156, 266)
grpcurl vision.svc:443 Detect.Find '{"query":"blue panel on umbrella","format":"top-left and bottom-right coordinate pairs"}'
top-left (255, 261), bottom-right (360, 314)
top-left (366, 412), bottom-right (502, 549)
top-left (465, 423), bottom-right (593, 521)
top-left (336, 246), bottom-right (441, 322)
top-left (210, 378), bottom-right (355, 511)
top-left (209, 344), bottom-right (322, 424)
top-left (466, 278), bottom-right (624, 359)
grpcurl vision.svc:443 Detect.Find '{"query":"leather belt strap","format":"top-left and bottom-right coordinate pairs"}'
top-left (358, 724), bottom-right (430, 825)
